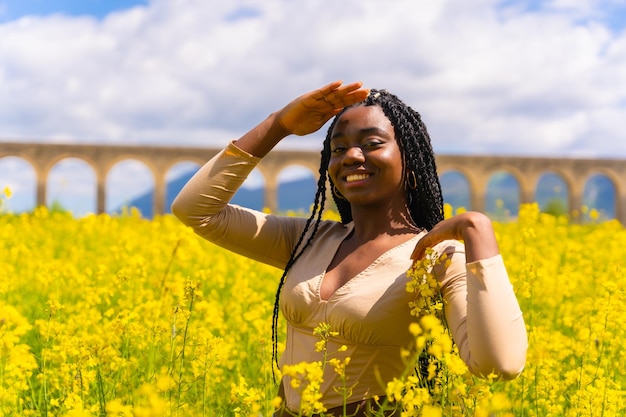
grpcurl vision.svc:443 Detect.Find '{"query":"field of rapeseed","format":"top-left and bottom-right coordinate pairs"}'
top-left (1, 195), bottom-right (625, 416)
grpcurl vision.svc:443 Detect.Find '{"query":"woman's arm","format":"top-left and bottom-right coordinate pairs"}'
top-left (414, 213), bottom-right (528, 380)
top-left (171, 81), bottom-right (369, 267)
top-left (437, 249), bottom-right (527, 379)
top-left (171, 142), bottom-right (310, 268)
top-left (234, 81), bottom-right (369, 157)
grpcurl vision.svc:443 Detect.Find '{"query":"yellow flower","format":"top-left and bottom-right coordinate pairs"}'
top-left (409, 322), bottom-right (422, 336)
top-left (385, 378), bottom-right (404, 402)
top-left (271, 396), bottom-right (283, 410)
top-left (106, 399), bottom-right (134, 416)
top-left (3, 204), bottom-right (625, 415)
top-left (314, 339), bottom-right (326, 352)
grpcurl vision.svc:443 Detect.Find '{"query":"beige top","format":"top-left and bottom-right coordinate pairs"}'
top-left (171, 142), bottom-right (528, 410)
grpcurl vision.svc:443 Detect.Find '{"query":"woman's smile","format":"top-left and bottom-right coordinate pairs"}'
top-left (344, 172), bottom-right (371, 184)
top-left (329, 105), bottom-right (406, 209)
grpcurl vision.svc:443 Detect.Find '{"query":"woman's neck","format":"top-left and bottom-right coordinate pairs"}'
top-left (349, 206), bottom-right (421, 243)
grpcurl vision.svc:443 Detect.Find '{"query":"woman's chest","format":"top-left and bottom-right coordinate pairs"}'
top-left (281, 248), bottom-right (416, 345)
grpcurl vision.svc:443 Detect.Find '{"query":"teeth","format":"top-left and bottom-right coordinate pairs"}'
top-left (346, 173), bottom-right (370, 183)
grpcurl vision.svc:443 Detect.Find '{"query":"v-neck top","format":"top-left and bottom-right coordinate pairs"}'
top-left (171, 142), bottom-right (528, 411)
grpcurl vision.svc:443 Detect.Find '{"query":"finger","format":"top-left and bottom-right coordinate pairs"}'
top-left (324, 84), bottom-right (368, 109)
top-left (314, 81), bottom-right (366, 102)
top-left (340, 88), bottom-right (369, 106)
top-left (411, 242), bottom-right (427, 260)
top-left (336, 81), bottom-right (364, 94)
top-left (411, 230), bottom-right (436, 260)
top-left (311, 81), bottom-right (344, 99)
top-left (334, 82), bottom-right (367, 100)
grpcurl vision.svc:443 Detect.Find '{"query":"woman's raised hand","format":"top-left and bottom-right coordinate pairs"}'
top-left (411, 212), bottom-right (500, 263)
top-left (233, 81), bottom-right (369, 158)
top-left (277, 81), bottom-right (369, 136)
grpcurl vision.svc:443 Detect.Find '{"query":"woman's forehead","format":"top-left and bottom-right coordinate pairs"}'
top-left (332, 105), bottom-right (393, 136)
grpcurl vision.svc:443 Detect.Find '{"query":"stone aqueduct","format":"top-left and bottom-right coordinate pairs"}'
top-left (1, 141), bottom-right (626, 225)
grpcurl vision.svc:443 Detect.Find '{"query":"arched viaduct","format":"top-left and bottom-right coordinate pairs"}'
top-left (1, 141), bottom-right (625, 225)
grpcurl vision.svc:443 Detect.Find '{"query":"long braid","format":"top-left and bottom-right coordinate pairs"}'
top-left (270, 147), bottom-right (331, 378)
top-left (326, 89), bottom-right (443, 228)
top-left (344, 89), bottom-right (443, 228)
top-left (271, 89), bottom-right (444, 382)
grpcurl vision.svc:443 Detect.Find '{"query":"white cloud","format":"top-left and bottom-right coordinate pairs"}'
top-left (1, 0), bottom-right (624, 156)
top-left (1, 0), bottom-right (626, 214)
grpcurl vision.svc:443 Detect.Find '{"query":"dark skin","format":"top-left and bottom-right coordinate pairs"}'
top-left (234, 81), bottom-right (500, 263)
top-left (235, 81), bottom-right (501, 415)
top-left (322, 105), bottom-right (420, 301)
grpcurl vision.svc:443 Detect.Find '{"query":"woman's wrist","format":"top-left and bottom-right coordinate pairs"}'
top-left (233, 111), bottom-right (291, 158)
top-left (459, 212), bottom-right (500, 262)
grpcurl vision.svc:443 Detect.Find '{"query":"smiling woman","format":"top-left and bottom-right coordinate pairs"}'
top-left (171, 81), bottom-right (528, 416)
top-left (0, 0), bottom-right (148, 22)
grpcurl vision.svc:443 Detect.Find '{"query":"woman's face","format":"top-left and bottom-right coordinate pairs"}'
top-left (328, 105), bottom-right (407, 210)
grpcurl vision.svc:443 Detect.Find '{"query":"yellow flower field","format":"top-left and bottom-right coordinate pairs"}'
top-left (0, 203), bottom-right (624, 416)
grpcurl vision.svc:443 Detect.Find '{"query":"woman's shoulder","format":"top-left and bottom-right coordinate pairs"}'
top-left (308, 218), bottom-right (354, 241)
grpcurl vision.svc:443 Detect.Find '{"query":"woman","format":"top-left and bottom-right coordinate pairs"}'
top-left (171, 81), bottom-right (527, 415)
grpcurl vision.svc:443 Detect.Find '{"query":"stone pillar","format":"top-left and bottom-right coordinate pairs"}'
top-left (617, 190), bottom-right (626, 227)
top-left (154, 175), bottom-right (165, 216)
top-left (470, 190), bottom-right (485, 212)
top-left (569, 181), bottom-right (584, 222)
top-left (519, 182), bottom-right (535, 205)
top-left (96, 179), bottom-right (106, 214)
top-left (36, 176), bottom-right (46, 208)
top-left (468, 173), bottom-right (485, 212)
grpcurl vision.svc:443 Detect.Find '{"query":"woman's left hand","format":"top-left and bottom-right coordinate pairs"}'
top-left (411, 211), bottom-right (500, 263)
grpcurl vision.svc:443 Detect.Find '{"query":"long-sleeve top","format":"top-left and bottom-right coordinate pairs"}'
top-left (171, 141), bottom-right (528, 411)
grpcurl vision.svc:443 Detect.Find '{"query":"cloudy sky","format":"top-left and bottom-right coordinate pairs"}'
top-left (1, 0), bottom-right (625, 215)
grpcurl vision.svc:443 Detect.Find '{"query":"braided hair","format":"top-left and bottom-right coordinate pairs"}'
top-left (270, 89), bottom-right (444, 376)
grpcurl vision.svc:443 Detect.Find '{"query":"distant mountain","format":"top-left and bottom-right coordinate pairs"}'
top-left (114, 170), bottom-right (317, 218)
top-left (116, 170), bottom-right (616, 220)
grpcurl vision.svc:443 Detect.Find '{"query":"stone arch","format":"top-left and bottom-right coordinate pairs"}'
top-left (46, 157), bottom-right (97, 216)
top-left (582, 172), bottom-right (617, 220)
top-left (439, 169), bottom-right (472, 212)
top-left (106, 158), bottom-right (155, 216)
top-left (485, 170), bottom-right (521, 219)
top-left (535, 171), bottom-right (570, 215)
top-left (484, 164), bottom-right (533, 206)
top-left (37, 153), bottom-right (98, 210)
top-left (0, 156), bottom-right (37, 213)
top-left (0, 152), bottom-right (39, 172)
top-left (257, 154), bottom-right (319, 213)
top-left (581, 167), bottom-right (623, 220)
top-left (1, 141), bottom-right (626, 225)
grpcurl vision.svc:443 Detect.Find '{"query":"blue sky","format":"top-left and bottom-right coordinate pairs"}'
top-left (1, 0), bottom-right (626, 215)
top-left (497, 0), bottom-right (626, 32)
top-left (0, 0), bottom-right (147, 21)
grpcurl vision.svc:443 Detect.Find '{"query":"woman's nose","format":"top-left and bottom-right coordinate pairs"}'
top-left (342, 146), bottom-right (365, 164)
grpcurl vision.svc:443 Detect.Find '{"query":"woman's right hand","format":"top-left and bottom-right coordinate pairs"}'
top-left (234, 81), bottom-right (369, 158)
top-left (276, 81), bottom-right (369, 136)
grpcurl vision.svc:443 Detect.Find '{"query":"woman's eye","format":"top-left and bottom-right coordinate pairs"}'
top-left (331, 146), bottom-right (346, 153)
top-left (364, 140), bottom-right (383, 148)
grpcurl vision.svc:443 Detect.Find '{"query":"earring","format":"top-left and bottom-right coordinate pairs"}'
top-left (332, 184), bottom-right (346, 200)
top-left (407, 171), bottom-right (418, 191)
